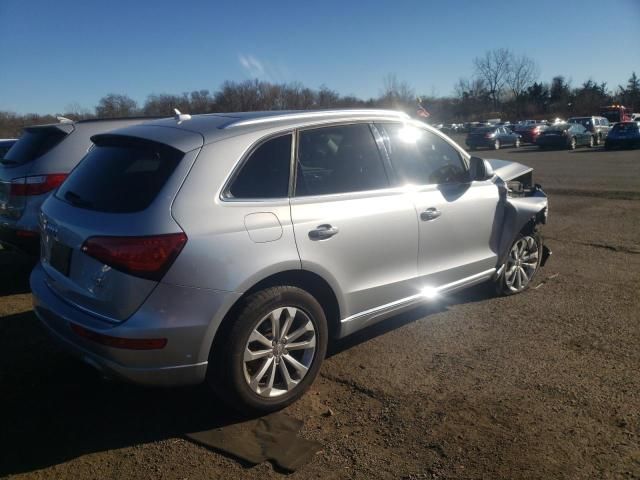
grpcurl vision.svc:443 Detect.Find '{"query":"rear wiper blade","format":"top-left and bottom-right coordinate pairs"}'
top-left (64, 190), bottom-right (93, 208)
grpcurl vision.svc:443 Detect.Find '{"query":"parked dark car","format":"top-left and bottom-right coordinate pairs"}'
top-left (567, 116), bottom-right (610, 145)
top-left (604, 122), bottom-right (640, 150)
top-left (465, 126), bottom-right (521, 150)
top-left (515, 124), bottom-right (547, 144)
top-left (536, 123), bottom-right (594, 149)
top-left (0, 139), bottom-right (17, 158)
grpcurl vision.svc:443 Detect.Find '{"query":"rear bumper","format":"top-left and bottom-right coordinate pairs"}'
top-left (30, 263), bottom-right (241, 386)
top-left (536, 137), bottom-right (568, 148)
top-left (465, 138), bottom-right (493, 148)
top-left (605, 138), bottom-right (640, 149)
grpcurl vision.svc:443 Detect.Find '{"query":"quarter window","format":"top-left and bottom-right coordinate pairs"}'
top-left (378, 123), bottom-right (468, 185)
top-left (295, 124), bottom-right (389, 196)
top-left (228, 134), bottom-right (292, 199)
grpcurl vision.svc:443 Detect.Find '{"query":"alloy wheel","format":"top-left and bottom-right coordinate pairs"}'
top-left (504, 236), bottom-right (539, 293)
top-left (243, 307), bottom-right (317, 398)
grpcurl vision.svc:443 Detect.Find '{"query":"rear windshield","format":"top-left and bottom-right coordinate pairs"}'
top-left (56, 141), bottom-right (183, 213)
top-left (568, 118), bottom-right (591, 126)
top-left (612, 123), bottom-right (639, 133)
top-left (1, 127), bottom-right (69, 165)
top-left (471, 127), bottom-right (495, 133)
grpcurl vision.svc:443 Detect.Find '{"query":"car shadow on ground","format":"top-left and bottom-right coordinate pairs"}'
top-left (0, 248), bottom-right (36, 296)
top-left (0, 274), bottom-right (495, 476)
top-left (328, 283), bottom-right (494, 357)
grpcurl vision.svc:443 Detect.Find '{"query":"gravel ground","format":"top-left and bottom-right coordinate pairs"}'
top-left (0, 142), bottom-right (638, 479)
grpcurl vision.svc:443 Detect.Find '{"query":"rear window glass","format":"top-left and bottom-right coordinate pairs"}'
top-left (56, 142), bottom-right (182, 213)
top-left (2, 128), bottom-right (68, 165)
top-left (228, 134), bottom-right (291, 198)
top-left (612, 123), bottom-right (639, 133)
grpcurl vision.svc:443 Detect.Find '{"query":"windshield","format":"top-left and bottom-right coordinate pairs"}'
top-left (601, 110), bottom-right (620, 123)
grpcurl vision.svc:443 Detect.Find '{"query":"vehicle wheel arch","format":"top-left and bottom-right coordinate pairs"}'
top-left (206, 269), bottom-right (342, 366)
top-left (495, 194), bottom-right (548, 269)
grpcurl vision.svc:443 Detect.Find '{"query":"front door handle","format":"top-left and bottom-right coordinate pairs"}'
top-left (309, 224), bottom-right (339, 240)
top-left (420, 207), bottom-right (441, 221)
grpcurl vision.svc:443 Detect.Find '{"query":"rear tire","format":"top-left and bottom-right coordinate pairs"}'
top-left (496, 232), bottom-right (543, 296)
top-left (494, 139), bottom-right (501, 150)
top-left (588, 136), bottom-right (595, 148)
top-left (515, 138), bottom-right (521, 148)
top-left (569, 137), bottom-right (577, 150)
top-left (207, 286), bottom-right (328, 414)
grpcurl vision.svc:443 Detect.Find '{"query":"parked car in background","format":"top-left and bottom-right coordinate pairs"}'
top-left (536, 123), bottom-right (594, 149)
top-left (30, 109), bottom-right (550, 413)
top-left (604, 122), bottom-right (640, 150)
top-left (0, 139), bottom-right (17, 158)
top-left (0, 117), bottom-right (159, 254)
top-left (515, 123), bottom-right (548, 144)
top-left (567, 116), bottom-right (610, 145)
top-left (466, 126), bottom-right (521, 150)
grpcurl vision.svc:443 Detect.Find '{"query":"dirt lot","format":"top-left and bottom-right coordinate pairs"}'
top-left (1, 141), bottom-right (639, 479)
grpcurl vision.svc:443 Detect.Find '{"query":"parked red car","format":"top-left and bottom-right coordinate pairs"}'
top-left (515, 124), bottom-right (547, 144)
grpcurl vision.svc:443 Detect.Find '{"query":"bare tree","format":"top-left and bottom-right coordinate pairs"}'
top-left (95, 94), bottom-right (138, 118)
top-left (473, 48), bottom-right (512, 111)
top-left (506, 54), bottom-right (539, 115)
top-left (379, 74), bottom-right (415, 110)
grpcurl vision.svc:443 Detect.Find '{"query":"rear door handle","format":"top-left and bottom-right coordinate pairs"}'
top-left (420, 207), bottom-right (441, 221)
top-left (309, 224), bottom-right (339, 240)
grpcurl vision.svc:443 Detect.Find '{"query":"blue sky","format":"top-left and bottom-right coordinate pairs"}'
top-left (1, 0), bottom-right (639, 114)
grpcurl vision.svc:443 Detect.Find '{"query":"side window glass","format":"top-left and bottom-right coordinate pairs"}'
top-left (295, 124), bottom-right (389, 196)
top-left (379, 123), bottom-right (468, 185)
top-left (228, 134), bottom-right (292, 199)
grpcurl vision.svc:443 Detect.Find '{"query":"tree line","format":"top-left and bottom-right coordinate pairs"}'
top-left (1, 49), bottom-right (638, 138)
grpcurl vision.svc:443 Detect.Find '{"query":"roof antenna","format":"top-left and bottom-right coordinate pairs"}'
top-left (174, 108), bottom-right (191, 124)
top-left (56, 116), bottom-right (73, 124)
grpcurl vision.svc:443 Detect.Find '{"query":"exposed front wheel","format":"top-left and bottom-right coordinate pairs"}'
top-left (497, 233), bottom-right (543, 295)
top-left (208, 286), bottom-right (328, 413)
top-left (515, 138), bottom-right (521, 148)
top-left (589, 136), bottom-right (595, 148)
top-left (494, 139), bottom-right (501, 150)
top-left (569, 137), bottom-right (577, 150)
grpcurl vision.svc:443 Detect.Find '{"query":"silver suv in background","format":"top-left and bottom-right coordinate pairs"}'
top-left (0, 117), bottom-right (159, 254)
top-left (31, 110), bottom-right (550, 413)
top-left (567, 116), bottom-right (611, 145)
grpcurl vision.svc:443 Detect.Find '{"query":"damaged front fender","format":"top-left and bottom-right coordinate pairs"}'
top-left (486, 159), bottom-right (551, 270)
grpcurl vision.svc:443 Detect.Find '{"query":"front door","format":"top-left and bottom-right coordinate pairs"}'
top-left (376, 122), bottom-right (500, 288)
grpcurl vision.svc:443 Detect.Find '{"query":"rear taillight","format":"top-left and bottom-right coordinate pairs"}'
top-left (10, 174), bottom-right (68, 196)
top-left (484, 133), bottom-right (494, 138)
top-left (81, 233), bottom-right (187, 281)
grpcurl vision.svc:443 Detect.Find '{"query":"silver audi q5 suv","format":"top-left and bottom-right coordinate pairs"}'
top-left (31, 110), bottom-right (550, 412)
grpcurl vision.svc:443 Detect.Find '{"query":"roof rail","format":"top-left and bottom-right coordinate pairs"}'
top-left (222, 109), bottom-right (410, 129)
top-left (76, 116), bottom-right (165, 124)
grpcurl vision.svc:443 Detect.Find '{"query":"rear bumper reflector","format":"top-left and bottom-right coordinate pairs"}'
top-left (70, 323), bottom-right (167, 350)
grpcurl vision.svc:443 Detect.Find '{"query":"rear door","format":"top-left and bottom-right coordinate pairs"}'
top-left (377, 123), bottom-right (500, 287)
top-left (290, 123), bottom-right (419, 319)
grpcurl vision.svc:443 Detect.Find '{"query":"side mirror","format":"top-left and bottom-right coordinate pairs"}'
top-left (469, 156), bottom-right (494, 181)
